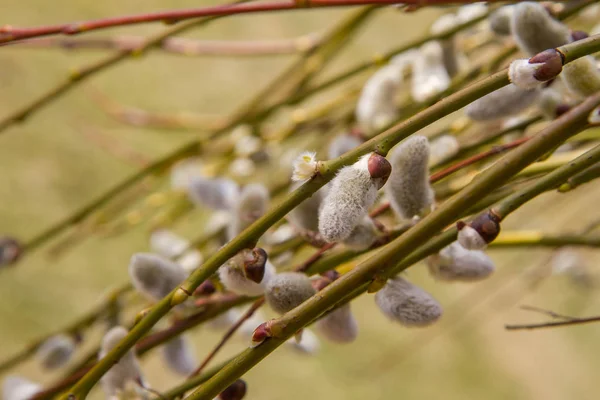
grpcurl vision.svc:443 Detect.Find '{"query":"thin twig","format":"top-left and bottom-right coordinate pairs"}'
top-left (519, 305), bottom-right (577, 320)
top-left (188, 298), bottom-right (265, 378)
top-left (505, 316), bottom-right (600, 331)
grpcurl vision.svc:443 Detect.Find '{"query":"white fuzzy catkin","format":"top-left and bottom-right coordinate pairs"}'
top-left (315, 303), bottom-right (359, 343)
top-left (385, 136), bottom-right (434, 220)
top-left (489, 6), bottom-right (513, 36)
top-left (508, 59), bottom-right (546, 89)
top-left (162, 335), bottom-right (197, 376)
top-left (150, 229), bottom-right (189, 259)
top-left (287, 182), bottom-right (327, 233)
top-left (188, 177), bottom-right (239, 211)
top-left (411, 41), bottom-right (451, 102)
top-left (561, 56), bottom-right (600, 99)
top-left (342, 216), bottom-right (378, 251)
top-left (457, 226), bottom-right (487, 250)
top-left (218, 251), bottom-right (276, 297)
top-left (285, 328), bottom-right (320, 354)
top-left (511, 2), bottom-right (570, 56)
top-left (328, 134), bottom-right (362, 159)
top-left (129, 253), bottom-right (187, 302)
top-left (35, 334), bottom-right (76, 370)
top-left (427, 241), bottom-right (495, 281)
top-left (375, 276), bottom-right (442, 327)
top-left (2, 376), bottom-right (41, 400)
top-left (356, 64), bottom-right (404, 134)
top-left (292, 151), bottom-right (318, 182)
top-left (99, 326), bottom-right (145, 399)
top-left (170, 158), bottom-right (203, 191)
top-left (429, 135), bottom-right (460, 166)
top-left (318, 154), bottom-right (383, 242)
top-left (227, 184), bottom-right (270, 240)
top-left (430, 14), bottom-right (460, 78)
top-left (465, 84), bottom-right (539, 121)
top-left (265, 272), bottom-right (316, 314)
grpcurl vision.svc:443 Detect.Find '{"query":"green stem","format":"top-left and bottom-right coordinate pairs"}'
top-left (186, 93), bottom-right (600, 400)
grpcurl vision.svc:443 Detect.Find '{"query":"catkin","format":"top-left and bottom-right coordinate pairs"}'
top-left (315, 303), bottom-right (359, 343)
top-left (427, 241), bottom-right (495, 281)
top-left (465, 84), bottom-right (539, 121)
top-left (129, 253), bottom-right (187, 302)
top-left (265, 272), bottom-right (316, 314)
top-left (511, 2), bottom-right (570, 56)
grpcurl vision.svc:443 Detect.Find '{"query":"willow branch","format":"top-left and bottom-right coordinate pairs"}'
top-left (58, 35), bottom-right (600, 399)
top-left (12, 34), bottom-right (323, 56)
top-left (185, 93), bottom-right (600, 400)
top-left (505, 315), bottom-right (600, 330)
top-left (490, 231), bottom-right (600, 248)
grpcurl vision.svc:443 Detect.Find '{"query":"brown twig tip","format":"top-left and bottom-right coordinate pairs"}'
top-left (0, 236), bottom-right (22, 267)
top-left (457, 210), bottom-right (501, 250)
top-left (367, 153), bottom-right (392, 184)
top-left (193, 280), bottom-right (217, 296)
top-left (250, 321), bottom-right (274, 348)
top-left (243, 248), bottom-right (268, 284)
top-left (218, 379), bottom-right (247, 400)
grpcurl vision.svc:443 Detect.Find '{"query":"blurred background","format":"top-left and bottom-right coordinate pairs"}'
top-left (1, 1), bottom-right (600, 399)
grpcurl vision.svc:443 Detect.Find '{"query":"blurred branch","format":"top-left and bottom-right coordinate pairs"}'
top-left (519, 305), bottom-right (577, 320)
top-left (13, 33), bottom-right (323, 56)
top-left (506, 315), bottom-right (600, 331)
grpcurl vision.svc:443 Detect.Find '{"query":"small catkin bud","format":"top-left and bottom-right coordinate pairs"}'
top-left (342, 216), bottom-right (378, 251)
top-left (429, 135), bottom-right (460, 166)
top-left (489, 6), bottom-right (513, 36)
top-left (561, 56), bottom-right (600, 99)
top-left (385, 135), bottom-right (434, 220)
top-left (286, 328), bottom-right (320, 354)
top-left (99, 326), bottom-right (145, 398)
top-left (287, 183), bottom-right (327, 233)
top-left (218, 379), bottom-right (247, 400)
top-left (129, 253), bottom-right (187, 302)
top-left (356, 64), bottom-right (405, 134)
top-left (227, 184), bottom-right (270, 240)
top-left (162, 335), bottom-right (197, 376)
top-left (465, 84), bottom-right (540, 121)
top-left (188, 176), bottom-right (240, 211)
top-left (315, 303), bottom-right (359, 343)
top-left (456, 211), bottom-right (501, 250)
top-left (250, 321), bottom-right (274, 347)
top-left (264, 272), bottom-right (316, 315)
top-left (375, 276), bottom-right (442, 327)
top-left (509, 51), bottom-right (563, 89)
top-left (219, 248), bottom-right (275, 296)
top-left (35, 334), bottom-right (76, 370)
top-left (292, 151), bottom-right (319, 182)
top-left (0, 237), bottom-right (21, 267)
top-left (2, 376), bottom-right (41, 400)
top-left (427, 241), bottom-right (495, 281)
top-left (537, 87), bottom-right (566, 120)
top-left (511, 2), bottom-right (570, 56)
top-left (328, 134), bottom-right (362, 159)
top-left (411, 41), bottom-right (451, 102)
top-left (318, 153), bottom-right (390, 242)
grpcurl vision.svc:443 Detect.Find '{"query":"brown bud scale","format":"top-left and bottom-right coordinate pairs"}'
top-left (469, 211), bottom-right (501, 244)
top-left (219, 379), bottom-right (247, 400)
top-left (367, 153), bottom-right (392, 182)
top-left (243, 247), bottom-right (268, 284)
top-left (529, 49), bottom-right (563, 82)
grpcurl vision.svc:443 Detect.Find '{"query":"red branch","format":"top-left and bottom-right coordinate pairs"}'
top-left (1, 0), bottom-right (505, 44)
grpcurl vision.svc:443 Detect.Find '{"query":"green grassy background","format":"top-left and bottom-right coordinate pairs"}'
top-left (1, 1), bottom-right (600, 399)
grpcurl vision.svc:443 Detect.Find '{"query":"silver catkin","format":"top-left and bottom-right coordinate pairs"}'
top-left (375, 276), bottom-right (442, 327)
top-left (265, 272), bottom-right (316, 314)
top-left (99, 326), bottom-right (145, 399)
top-left (561, 56), bottom-right (600, 99)
top-left (162, 335), bottom-right (197, 376)
top-left (227, 183), bottom-right (270, 241)
top-left (427, 241), bottom-right (495, 282)
top-left (35, 334), bottom-right (76, 370)
top-left (315, 303), bottom-right (359, 343)
top-left (465, 84), bottom-right (540, 121)
top-left (385, 135), bottom-right (434, 219)
top-left (129, 253), bottom-right (187, 302)
top-left (287, 182), bottom-right (327, 233)
top-left (188, 177), bottom-right (239, 211)
top-left (511, 2), bottom-right (570, 56)
top-left (218, 255), bottom-right (276, 297)
top-left (318, 154), bottom-right (383, 242)
top-left (2, 376), bottom-right (41, 400)
top-left (489, 5), bottom-right (513, 36)
top-left (342, 216), bottom-right (378, 251)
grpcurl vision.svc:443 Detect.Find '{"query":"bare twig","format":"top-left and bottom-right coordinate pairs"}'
top-left (519, 305), bottom-right (577, 320)
top-left (505, 316), bottom-right (600, 331)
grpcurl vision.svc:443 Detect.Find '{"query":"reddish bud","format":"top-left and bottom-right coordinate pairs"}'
top-left (457, 210), bottom-right (501, 250)
top-left (367, 153), bottom-right (392, 183)
top-left (243, 248), bottom-right (268, 284)
top-left (529, 49), bottom-right (563, 82)
top-left (321, 270), bottom-right (340, 282)
top-left (250, 321), bottom-right (273, 347)
top-left (0, 237), bottom-right (21, 267)
top-left (218, 379), bottom-right (247, 400)
top-left (311, 276), bottom-right (333, 292)
top-left (193, 280), bottom-right (216, 296)
top-left (570, 30), bottom-right (588, 42)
